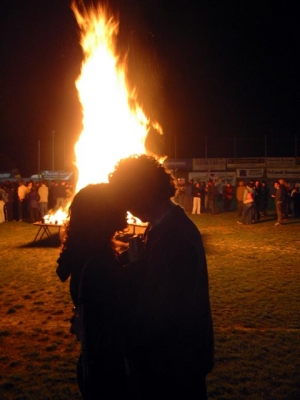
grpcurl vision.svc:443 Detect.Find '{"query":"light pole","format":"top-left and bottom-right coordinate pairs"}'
top-left (51, 130), bottom-right (55, 171)
top-left (38, 140), bottom-right (41, 179)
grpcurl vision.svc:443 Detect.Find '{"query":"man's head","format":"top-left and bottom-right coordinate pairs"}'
top-left (109, 155), bottom-right (176, 221)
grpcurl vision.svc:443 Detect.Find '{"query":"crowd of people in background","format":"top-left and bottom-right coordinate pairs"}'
top-left (236, 178), bottom-right (300, 226)
top-left (174, 178), bottom-right (240, 215)
top-left (173, 177), bottom-right (300, 225)
top-left (1, 176), bottom-right (300, 226)
top-left (0, 179), bottom-right (73, 223)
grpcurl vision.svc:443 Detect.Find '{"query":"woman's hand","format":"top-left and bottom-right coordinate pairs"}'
top-left (128, 235), bottom-right (146, 263)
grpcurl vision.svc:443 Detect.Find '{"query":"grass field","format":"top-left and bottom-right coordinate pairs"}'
top-left (0, 209), bottom-right (299, 399)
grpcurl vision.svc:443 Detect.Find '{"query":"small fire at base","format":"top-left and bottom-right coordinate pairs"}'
top-left (42, 206), bottom-right (70, 225)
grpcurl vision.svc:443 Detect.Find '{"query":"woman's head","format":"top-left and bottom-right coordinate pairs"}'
top-left (61, 183), bottom-right (127, 259)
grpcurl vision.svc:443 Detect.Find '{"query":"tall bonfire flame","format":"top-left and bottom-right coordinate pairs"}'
top-left (45, 2), bottom-right (161, 225)
top-left (72, 1), bottom-right (160, 193)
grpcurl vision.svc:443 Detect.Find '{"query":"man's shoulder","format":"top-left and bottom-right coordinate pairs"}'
top-left (167, 205), bottom-right (202, 239)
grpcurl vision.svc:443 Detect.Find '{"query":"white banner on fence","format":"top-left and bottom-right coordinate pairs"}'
top-left (236, 169), bottom-right (264, 178)
top-left (266, 157), bottom-right (295, 168)
top-left (267, 168), bottom-right (300, 179)
top-left (193, 158), bottom-right (226, 171)
top-left (189, 171), bottom-right (236, 185)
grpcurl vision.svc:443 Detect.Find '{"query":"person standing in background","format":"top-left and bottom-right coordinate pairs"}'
top-left (176, 179), bottom-right (185, 208)
top-left (17, 180), bottom-right (28, 221)
top-left (272, 181), bottom-right (285, 226)
top-left (26, 186), bottom-right (40, 223)
top-left (291, 183), bottom-right (300, 218)
top-left (223, 183), bottom-right (233, 212)
top-left (38, 180), bottom-right (49, 219)
top-left (260, 180), bottom-right (270, 217)
top-left (207, 180), bottom-right (217, 214)
top-left (192, 181), bottom-right (201, 214)
top-left (56, 181), bottom-right (67, 209)
top-left (236, 180), bottom-right (245, 217)
top-left (237, 182), bottom-right (254, 225)
top-left (253, 180), bottom-right (262, 222)
top-left (0, 194), bottom-right (5, 223)
top-left (183, 179), bottom-right (193, 214)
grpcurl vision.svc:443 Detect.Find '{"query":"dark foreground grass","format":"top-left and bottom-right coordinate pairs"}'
top-left (0, 211), bottom-right (300, 399)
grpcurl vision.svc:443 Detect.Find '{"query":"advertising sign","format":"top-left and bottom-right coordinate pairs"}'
top-left (0, 171), bottom-right (21, 181)
top-left (192, 158), bottom-right (226, 171)
top-left (267, 168), bottom-right (300, 179)
top-left (266, 157), bottom-right (295, 168)
top-left (0, 173), bottom-right (11, 179)
top-left (40, 171), bottom-right (74, 180)
top-left (189, 171), bottom-right (236, 186)
top-left (227, 157), bottom-right (266, 169)
top-left (236, 169), bottom-right (264, 178)
top-left (163, 158), bottom-right (192, 170)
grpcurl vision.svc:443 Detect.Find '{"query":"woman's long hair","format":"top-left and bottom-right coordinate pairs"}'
top-left (56, 183), bottom-right (127, 283)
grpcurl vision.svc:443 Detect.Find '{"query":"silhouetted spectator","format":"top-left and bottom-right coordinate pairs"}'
top-left (0, 194), bottom-right (5, 223)
top-left (223, 182), bottom-right (233, 212)
top-left (291, 183), bottom-right (300, 218)
top-left (253, 180), bottom-right (262, 222)
top-left (260, 180), bottom-right (270, 216)
top-left (236, 180), bottom-right (246, 217)
top-left (38, 180), bottom-right (49, 218)
top-left (192, 181), bottom-right (201, 214)
top-left (237, 182), bottom-right (254, 225)
top-left (207, 180), bottom-right (217, 214)
top-left (56, 181), bottom-right (67, 209)
top-left (17, 180), bottom-right (28, 221)
top-left (26, 187), bottom-right (40, 223)
top-left (183, 179), bottom-right (193, 213)
top-left (3, 182), bottom-right (15, 221)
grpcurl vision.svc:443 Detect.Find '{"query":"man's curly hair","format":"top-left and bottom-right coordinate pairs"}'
top-left (109, 155), bottom-right (176, 209)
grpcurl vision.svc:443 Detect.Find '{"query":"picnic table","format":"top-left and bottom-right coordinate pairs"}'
top-left (33, 222), bottom-right (63, 242)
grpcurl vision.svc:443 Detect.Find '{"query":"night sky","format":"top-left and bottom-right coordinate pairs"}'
top-left (0, 1), bottom-right (299, 176)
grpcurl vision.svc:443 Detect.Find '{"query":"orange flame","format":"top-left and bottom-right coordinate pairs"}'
top-left (71, 2), bottom-right (158, 193)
